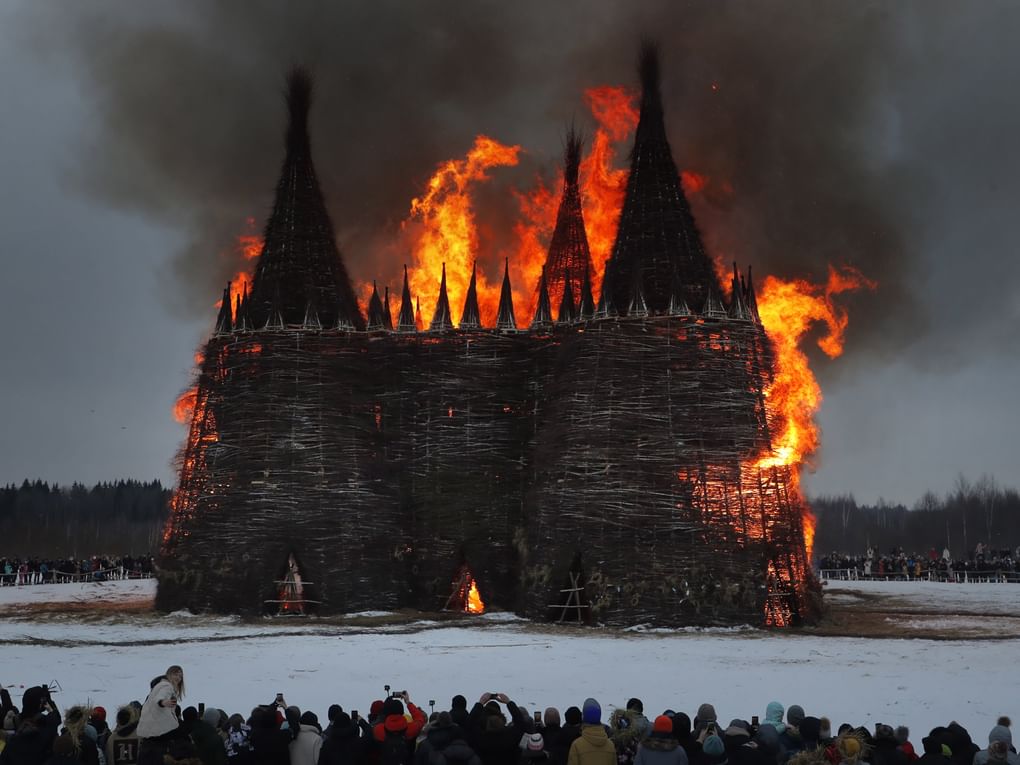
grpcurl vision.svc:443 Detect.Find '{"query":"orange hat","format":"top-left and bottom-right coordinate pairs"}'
top-left (654, 716), bottom-right (674, 734)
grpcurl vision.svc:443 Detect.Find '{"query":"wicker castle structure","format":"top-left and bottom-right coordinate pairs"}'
top-left (158, 49), bottom-right (815, 626)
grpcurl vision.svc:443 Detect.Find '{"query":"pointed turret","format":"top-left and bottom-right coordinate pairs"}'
top-left (415, 297), bottom-right (424, 331)
top-left (667, 267), bottom-right (692, 316)
top-left (247, 68), bottom-right (365, 330)
top-left (264, 288), bottom-right (285, 330)
top-left (701, 289), bottom-right (728, 319)
top-left (594, 266), bottom-right (614, 319)
top-left (367, 281), bottom-right (386, 331)
top-left (604, 43), bottom-right (723, 315)
top-left (429, 263), bottom-right (453, 331)
top-left (235, 285), bottom-right (253, 331)
top-left (383, 286), bottom-right (393, 330)
top-left (728, 263), bottom-right (751, 321)
top-left (628, 264), bottom-right (649, 318)
top-left (543, 129), bottom-right (593, 312)
top-left (396, 266), bottom-right (416, 333)
top-left (745, 265), bottom-right (761, 324)
top-left (302, 294), bottom-right (322, 329)
top-left (557, 269), bottom-right (577, 324)
top-left (460, 262), bottom-right (482, 330)
top-left (578, 264), bottom-right (596, 319)
top-left (531, 267), bottom-right (553, 329)
top-left (214, 284), bottom-right (233, 334)
top-left (495, 258), bottom-right (518, 331)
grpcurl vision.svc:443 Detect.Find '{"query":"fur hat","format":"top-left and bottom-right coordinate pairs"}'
top-left (653, 716), bottom-right (673, 735)
top-left (582, 699), bottom-right (601, 725)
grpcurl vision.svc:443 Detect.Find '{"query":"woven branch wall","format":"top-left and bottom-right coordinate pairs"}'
top-left (158, 311), bottom-right (814, 627)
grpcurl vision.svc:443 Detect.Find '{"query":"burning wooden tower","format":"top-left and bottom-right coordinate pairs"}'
top-left (159, 50), bottom-right (816, 627)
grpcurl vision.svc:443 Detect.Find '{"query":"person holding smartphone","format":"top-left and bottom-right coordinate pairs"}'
top-left (137, 665), bottom-right (185, 765)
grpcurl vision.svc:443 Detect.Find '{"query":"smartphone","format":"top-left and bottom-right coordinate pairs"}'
top-left (199, 703), bottom-right (206, 717)
top-left (275, 693), bottom-right (284, 705)
top-left (534, 711), bottom-right (542, 724)
top-left (752, 716), bottom-right (759, 727)
top-left (351, 711), bottom-right (359, 722)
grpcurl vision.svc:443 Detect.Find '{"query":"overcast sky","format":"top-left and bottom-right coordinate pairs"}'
top-left (0, 1), bottom-right (1017, 506)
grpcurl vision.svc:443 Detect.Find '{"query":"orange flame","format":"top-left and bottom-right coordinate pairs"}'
top-left (466, 578), bottom-right (485, 614)
top-left (406, 136), bottom-right (520, 327)
top-left (216, 218), bottom-right (263, 311)
top-left (755, 264), bottom-right (877, 557)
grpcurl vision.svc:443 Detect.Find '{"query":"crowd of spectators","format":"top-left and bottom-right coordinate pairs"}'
top-left (0, 556), bottom-right (155, 586)
top-left (0, 668), bottom-right (1015, 765)
top-left (816, 545), bottom-right (1020, 581)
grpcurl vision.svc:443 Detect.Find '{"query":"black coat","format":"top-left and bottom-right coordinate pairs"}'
top-left (467, 705), bottom-right (525, 765)
top-left (319, 720), bottom-right (369, 765)
top-left (1, 711), bottom-right (62, 765)
top-left (250, 724), bottom-right (291, 765)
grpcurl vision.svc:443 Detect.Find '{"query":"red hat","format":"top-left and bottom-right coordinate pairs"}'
top-left (653, 716), bottom-right (673, 735)
top-left (92, 707), bottom-right (107, 723)
top-left (370, 700), bottom-right (385, 717)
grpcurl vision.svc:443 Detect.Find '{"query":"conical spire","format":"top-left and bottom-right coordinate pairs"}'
top-left (531, 266), bottom-right (553, 329)
top-left (543, 129), bottom-right (593, 313)
top-left (264, 287), bottom-right (285, 330)
top-left (415, 297), bottom-right (424, 331)
top-left (745, 265), bottom-right (761, 324)
top-left (429, 263), bottom-right (453, 331)
top-left (235, 284), bottom-right (253, 331)
top-left (557, 269), bottom-right (576, 324)
top-left (367, 281), bottom-right (386, 331)
top-left (460, 262), bottom-right (481, 329)
top-left (727, 262), bottom-right (751, 320)
top-left (396, 266), bottom-right (416, 333)
top-left (495, 258), bottom-right (518, 331)
top-left (214, 284), bottom-right (233, 334)
top-left (701, 289), bottom-right (728, 319)
top-left (248, 68), bottom-right (365, 330)
top-left (382, 286), bottom-right (393, 330)
top-left (594, 266), bottom-right (614, 319)
top-left (604, 43), bottom-right (723, 315)
top-left (578, 264), bottom-right (596, 319)
top-left (628, 264), bottom-right (649, 318)
top-left (667, 266), bottom-right (691, 316)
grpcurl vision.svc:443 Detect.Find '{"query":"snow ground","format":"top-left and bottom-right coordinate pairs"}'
top-left (0, 579), bottom-right (1016, 741)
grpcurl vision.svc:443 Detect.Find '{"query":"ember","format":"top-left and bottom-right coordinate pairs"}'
top-left (159, 46), bottom-right (856, 627)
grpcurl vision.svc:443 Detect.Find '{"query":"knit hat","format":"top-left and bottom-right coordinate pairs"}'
top-left (92, 706), bottom-right (107, 723)
top-left (370, 700), bottom-right (385, 718)
top-left (653, 716), bottom-right (673, 735)
top-left (452, 695), bottom-right (467, 710)
top-left (300, 711), bottom-right (319, 727)
top-left (697, 704), bottom-right (717, 725)
top-left (565, 707), bottom-right (582, 726)
top-left (704, 735), bottom-right (726, 757)
top-left (627, 699), bottom-right (644, 714)
top-left (787, 705), bottom-right (805, 728)
top-left (582, 699), bottom-right (601, 725)
top-left (527, 734), bottom-right (545, 752)
top-left (383, 698), bottom-right (404, 718)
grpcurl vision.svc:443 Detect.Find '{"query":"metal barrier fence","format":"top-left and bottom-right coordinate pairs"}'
top-left (819, 568), bottom-right (1020, 583)
top-left (0, 567), bottom-right (154, 586)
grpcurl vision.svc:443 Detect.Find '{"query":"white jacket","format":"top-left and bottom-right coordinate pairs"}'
top-left (136, 679), bottom-right (180, 739)
top-left (289, 724), bottom-right (322, 765)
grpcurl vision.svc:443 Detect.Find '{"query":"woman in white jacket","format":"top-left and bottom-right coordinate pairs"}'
top-left (136, 665), bottom-right (185, 765)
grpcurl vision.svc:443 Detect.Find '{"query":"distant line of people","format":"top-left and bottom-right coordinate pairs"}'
top-left (0, 557), bottom-right (155, 586)
top-left (1, 666), bottom-right (1016, 765)
top-left (817, 546), bottom-right (1020, 580)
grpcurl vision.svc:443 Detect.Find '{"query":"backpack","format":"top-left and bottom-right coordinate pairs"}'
top-left (380, 732), bottom-right (410, 765)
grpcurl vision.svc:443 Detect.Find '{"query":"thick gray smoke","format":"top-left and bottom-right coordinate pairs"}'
top-left (19, 0), bottom-right (1020, 368)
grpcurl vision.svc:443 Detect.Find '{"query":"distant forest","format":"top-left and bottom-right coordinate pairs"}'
top-left (812, 474), bottom-right (1020, 557)
top-left (0, 480), bottom-right (170, 558)
top-left (1, 474), bottom-right (1016, 561)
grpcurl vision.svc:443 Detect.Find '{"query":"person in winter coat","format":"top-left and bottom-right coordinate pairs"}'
top-left (973, 726), bottom-right (1019, 765)
top-left (1, 687), bottom-right (62, 765)
top-left (611, 701), bottom-right (651, 765)
top-left (871, 725), bottom-right (907, 765)
top-left (288, 711), bottom-right (322, 765)
top-left (60, 706), bottom-right (101, 765)
top-left (136, 666), bottom-right (184, 765)
top-left (223, 715), bottom-right (253, 765)
top-left (567, 701), bottom-right (615, 765)
top-left (416, 713), bottom-right (481, 765)
top-left (105, 707), bottom-right (141, 765)
top-left (671, 715), bottom-right (700, 765)
top-left (467, 695), bottom-right (527, 765)
top-left (43, 736), bottom-right (79, 765)
top-left (373, 694), bottom-right (426, 765)
top-left (181, 708), bottom-right (225, 765)
top-left (917, 735), bottom-right (953, 765)
top-left (942, 724), bottom-right (978, 765)
top-left (319, 712), bottom-right (369, 765)
top-left (760, 707), bottom-right (785, 738)
top-left (88, 711), bottom-right (110, 757)
top-left (249, 707), bottom-right (290, 765)
top-left (634, 717), bottom-right (687, 765)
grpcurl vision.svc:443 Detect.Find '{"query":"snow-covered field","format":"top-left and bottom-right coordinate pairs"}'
top-left (1, 579), bottom-right (1016, 741)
